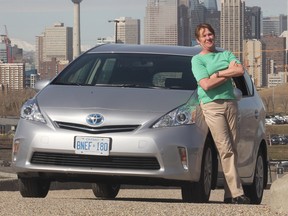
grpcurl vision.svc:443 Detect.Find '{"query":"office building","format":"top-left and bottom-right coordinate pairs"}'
top-left (244, 6), bottom-right (261, 40)
top-left (189, 0), bottom-right (206, 45)
top-left (279, 15), bottom-right (287, 34)
top-left (220, 0), bottom-right (244, 60)
top-left (267, 72), bottom-right (288, 88)
top-left (35, 35), bottom-right (44, 71)
top-left (145, 0), bottom-right (196, 46)
top-left (202, 0), bottom-right (218, 11)
top-left (261, 36), bottom-right (286, 74)
top-left (0, 35), bottom-right (11, 63)
top-left (43, 22), bottom-right (73, 62)
top-left (115, 17), bottom-right (140, 44)
top-left (243, 40), bottom-right (263, 88)
top-left (36, 23), bottom-right (72, 80)
top-left (204, 10), bottom-right (221, 47)
top-left (0, 63), bottom-right (25, 90)
top-left (263, 17), bottom-right (281, 36)
top-left (144, 0), bottom-right (178, 45)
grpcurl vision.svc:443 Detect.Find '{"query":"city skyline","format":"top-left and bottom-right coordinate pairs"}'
top-left (0, 0), bottom-right (287, 50)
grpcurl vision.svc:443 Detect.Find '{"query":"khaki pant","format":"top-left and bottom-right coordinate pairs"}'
top-left (200, 100), bottom-right (244, 199)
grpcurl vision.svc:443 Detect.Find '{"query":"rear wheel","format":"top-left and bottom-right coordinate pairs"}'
top-left (18, 177), bottom-right (50, 198)
top-left (181, 143), bottom-right (213, 203)
top-left (92, 183), bottom-right (120, 199)
top-left (243, 148), bottom-right (265, 204)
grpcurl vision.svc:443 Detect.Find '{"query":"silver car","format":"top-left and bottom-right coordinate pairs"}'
top-left (12, 44), bottom-right (268, 204)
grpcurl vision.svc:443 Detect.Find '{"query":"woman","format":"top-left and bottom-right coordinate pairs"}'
top-left (191, 23), bottom-right (250, 204)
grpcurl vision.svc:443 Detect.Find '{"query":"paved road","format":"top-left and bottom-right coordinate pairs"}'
top-left (0, 188), bottom-right (276, 216)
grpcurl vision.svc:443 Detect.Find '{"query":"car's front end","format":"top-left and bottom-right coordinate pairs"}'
top-left (12, 44), bottom-right (208, 186)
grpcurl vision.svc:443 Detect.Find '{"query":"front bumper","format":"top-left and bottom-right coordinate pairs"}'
top-left (12, 119), bottom-right (207, 185)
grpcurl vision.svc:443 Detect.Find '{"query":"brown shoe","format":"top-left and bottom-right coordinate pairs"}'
top-left (231, 195), bottom-right (250, 204)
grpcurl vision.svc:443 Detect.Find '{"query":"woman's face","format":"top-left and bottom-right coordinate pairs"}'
top-left (196, 28), bottom-right (215, 52)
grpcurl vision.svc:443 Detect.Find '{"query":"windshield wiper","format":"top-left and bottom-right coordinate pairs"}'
top-left (95, 83), bottom-right (167, 89)
top-left (52, 82), bottom-right (83, 86)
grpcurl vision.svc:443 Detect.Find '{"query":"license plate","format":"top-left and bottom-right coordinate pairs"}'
top-left (74, 136), bottom-right (110, 156)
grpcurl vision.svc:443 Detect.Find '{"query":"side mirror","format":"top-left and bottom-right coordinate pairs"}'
top-left (35, 80), bottom-right (50, 92)
top-left (234, 88), bottom-right (242, 101)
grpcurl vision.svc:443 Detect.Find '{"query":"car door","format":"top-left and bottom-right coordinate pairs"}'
top-left (234, 72), bottom-right (262, 178)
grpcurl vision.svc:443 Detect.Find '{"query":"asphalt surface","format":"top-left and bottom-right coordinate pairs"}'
top-left (0, 163), bottom-right (287, 215)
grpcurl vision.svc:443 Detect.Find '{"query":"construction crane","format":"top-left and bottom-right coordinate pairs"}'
top-left (3, 25), bottom-right (12, 63)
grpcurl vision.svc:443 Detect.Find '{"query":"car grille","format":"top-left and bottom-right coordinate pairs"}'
top-left (55, 121), bottom-right (140, 134)
top-left (31, 152), bottom-right (160, 170)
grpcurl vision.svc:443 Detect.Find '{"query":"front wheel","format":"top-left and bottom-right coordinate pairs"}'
top-left (92, 183), bottom-right (120, 199)
top-left (243, 148), bottom-right (266, 204)
top-left (181, 143), bottom-right (214, 203)
top-left (18, 177), bottom-right (50, 198)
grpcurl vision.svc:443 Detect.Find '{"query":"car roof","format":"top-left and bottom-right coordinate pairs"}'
top-left (87, 43), bottom-right (202, 57)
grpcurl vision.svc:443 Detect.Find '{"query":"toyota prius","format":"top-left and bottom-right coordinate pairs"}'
top-left (12, 44), bottom-right (268, 204)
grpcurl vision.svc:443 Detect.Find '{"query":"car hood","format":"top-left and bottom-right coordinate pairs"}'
top-left (36, 85), bottom-right (195, 126)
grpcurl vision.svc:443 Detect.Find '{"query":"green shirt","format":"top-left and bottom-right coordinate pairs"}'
top-left (191, 50), bottom-right (240, 104)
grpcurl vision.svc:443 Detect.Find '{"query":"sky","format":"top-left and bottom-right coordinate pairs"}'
top-left (0, 0), bottom-right (287, 50)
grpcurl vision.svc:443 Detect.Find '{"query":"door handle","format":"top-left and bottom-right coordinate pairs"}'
top-left (255, 110), bottom-right (259, 119)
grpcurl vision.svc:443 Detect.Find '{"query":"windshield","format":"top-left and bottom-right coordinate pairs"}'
top-left (51, 53), bottom-right (197, 90)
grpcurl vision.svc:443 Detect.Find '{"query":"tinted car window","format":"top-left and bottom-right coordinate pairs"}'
top-left (52, 53), bottom-right (198, 90)
top-left (232, 71), bottom-right (254, 97)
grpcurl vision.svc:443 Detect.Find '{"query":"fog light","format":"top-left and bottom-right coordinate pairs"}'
top-left (178, 147), bottom-right (188, 171)
top-left (12, 139), bottom-right (20, 162)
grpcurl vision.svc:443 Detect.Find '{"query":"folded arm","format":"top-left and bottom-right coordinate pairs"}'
top-left (198, 61), bottom-right (244, 91)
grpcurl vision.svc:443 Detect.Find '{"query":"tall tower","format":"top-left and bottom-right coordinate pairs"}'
top-left (202, 0), bottom-right (218, 11)
top-left (71, 0), bottom-right (82, 59)
top-left (144, 0), bottom-right (178, 45)
top-left (220, 0), bottom-right (244, 61)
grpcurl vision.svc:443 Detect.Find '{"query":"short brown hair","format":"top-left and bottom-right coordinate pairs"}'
top-left (195, 23), bottom-right (215, 40)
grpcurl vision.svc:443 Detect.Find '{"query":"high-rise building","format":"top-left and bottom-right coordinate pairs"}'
top-left (263, 17), bottom-right (281, 36)
top-left (115, 17), bottom-right (141, 44)
top-left (261, 36), bottom-right (286, 74)
top-left (36, 23), bottom-right (72, 80)
top-left (189, 0), bottom-right (206, 45)
top-left (43, 22), bottom-right (73, 62)
top-left (243, 40), bottom-right (263, 87)
top-left (279, 15), bottom-right (288, 34)
top-left (35, 34), bottom-right (44, 71)
top-left (0, 36), bottom-right (8, 63)
top-left (0, 63), bottom-right (25, 90)
top-left (202, 0), bottom-right (218, 11)
top-left (204, 10), bottom-right (221, 47)
top-left (144, 0), bottom-right (178, 45)
top-left (262, 15), bottom-right (287, 37)
top-left (220, 0), bottom-right (245, 60)
top-left (244, 6), bottom-right (261, 40)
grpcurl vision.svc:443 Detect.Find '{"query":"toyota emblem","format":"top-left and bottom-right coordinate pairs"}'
top-left (86, 114), bottom-right (104, 126)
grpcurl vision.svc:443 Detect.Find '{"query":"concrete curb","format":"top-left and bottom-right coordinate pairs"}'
top-left (269, 174), bottom-right (288, 215)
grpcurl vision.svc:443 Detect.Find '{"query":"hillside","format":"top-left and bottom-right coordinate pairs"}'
top-left (257, 83), bottom-right (288, 115)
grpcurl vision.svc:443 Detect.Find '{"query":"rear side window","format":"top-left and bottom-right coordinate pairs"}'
top-left (52, 53), bottom-right (197, 90)
top-left (232, 71), bottom-right (254, 97)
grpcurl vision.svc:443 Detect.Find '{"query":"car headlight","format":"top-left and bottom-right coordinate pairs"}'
top-left (20, 98), bottom-right (46, 123)
top-left (152, 92), bottom-right (199, 128)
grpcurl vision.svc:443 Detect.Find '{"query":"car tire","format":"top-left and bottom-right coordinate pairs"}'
top-left (181, 143), bottom-right (213, 203)
top-left (92, 183), bottom-right (120, 199)
top-left (18, 177), bottom-right (50, 198)
top-left (243, 148), bottom-right (265, 204)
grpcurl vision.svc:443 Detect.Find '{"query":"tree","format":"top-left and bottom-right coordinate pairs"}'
top-left (0, 89), bottom-right (36, 117)
top-left (280, 96), bottom-right (288, 115)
